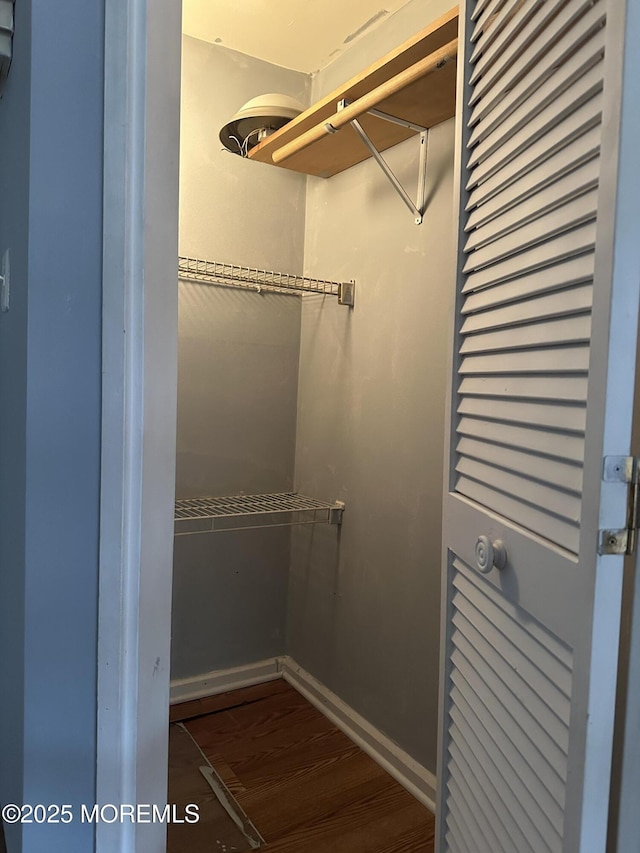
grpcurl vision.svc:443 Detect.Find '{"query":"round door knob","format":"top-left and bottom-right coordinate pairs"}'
top-left (475, 535), bottom-right (507, 573)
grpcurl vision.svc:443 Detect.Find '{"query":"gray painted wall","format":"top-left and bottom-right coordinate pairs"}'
top-left (316, 0), bottom-right (455, 93)
top-left (0, 1), bottom-right (103, 851)
top-left (0, 2), bottom-right (30, 849)
top-left (179, 36), bottom-right (309, 270)
top-left (172, 38), bottom-right (309, 678)
top-left (288, 1), bottom-right (455, 773)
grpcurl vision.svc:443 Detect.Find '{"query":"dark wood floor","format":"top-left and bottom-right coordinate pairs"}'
top-left (167, 722), bottom-right (253, 852)
top-left (171, 679), bottom-right (435, 852)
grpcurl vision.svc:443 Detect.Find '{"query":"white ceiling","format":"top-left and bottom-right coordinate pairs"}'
top-left (182, 0), bottom-right (416, 74)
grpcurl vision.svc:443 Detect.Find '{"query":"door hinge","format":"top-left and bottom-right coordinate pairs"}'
top-left (599, 456), bottom-right (640, 555)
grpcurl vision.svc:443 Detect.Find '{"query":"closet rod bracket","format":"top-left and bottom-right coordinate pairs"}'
top-left (338, 281), bottom-right (356, 307)
top-left (329, 500), bottom-right (346, 526)
top-left (339, 99), bottom-right (428, 225)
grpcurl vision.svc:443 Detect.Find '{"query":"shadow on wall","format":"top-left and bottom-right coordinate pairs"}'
top-left (288, 523), bottom-right (342, 674)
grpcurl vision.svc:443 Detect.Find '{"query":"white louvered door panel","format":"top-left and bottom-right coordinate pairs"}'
top-left (437, 1), bottom-right (640, 851)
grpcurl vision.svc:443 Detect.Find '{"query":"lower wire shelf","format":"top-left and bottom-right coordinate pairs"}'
top-left (174, 492), bottom-right (345, 535)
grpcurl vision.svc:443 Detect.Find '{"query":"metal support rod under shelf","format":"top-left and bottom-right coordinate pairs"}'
top-left (178, 256), bottom-right (355, 307)
top-left (350, 117), bottom-right (428, 224)
top-left (336, 98), bottom-right (428, 224)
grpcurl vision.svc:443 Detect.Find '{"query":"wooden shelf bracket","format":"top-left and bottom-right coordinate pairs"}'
top-left (338, 99), bottom-right (428, 224)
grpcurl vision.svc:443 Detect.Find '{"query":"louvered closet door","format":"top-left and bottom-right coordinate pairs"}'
top-left (437, 1), bottom-right (640, 851)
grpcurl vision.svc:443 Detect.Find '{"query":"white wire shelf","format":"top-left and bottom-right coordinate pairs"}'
top-left (174, 492), bottom-right (345, 535)
top-left (178, 256), bottom-right (355, 307)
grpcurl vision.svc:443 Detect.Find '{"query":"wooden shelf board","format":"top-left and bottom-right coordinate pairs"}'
top-left (248, 6), bottom-right (458, 179)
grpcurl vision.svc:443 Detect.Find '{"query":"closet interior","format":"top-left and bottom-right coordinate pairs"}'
top-left (171, 0), bottom-right (457, 824)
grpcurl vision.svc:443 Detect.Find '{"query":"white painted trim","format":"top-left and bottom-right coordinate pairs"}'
top-left (170, 659), bottom-right (281, 705)
top-left (280, 658), bottom-right (436, 812)
top-left (97, 4), bottom-right (148, 850)
top-left (606, 0), bottom-right (640, 848)
top-left (97, 1), bottom-right (181, 851)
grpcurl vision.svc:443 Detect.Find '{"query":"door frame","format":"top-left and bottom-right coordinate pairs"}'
top-left (96, 1), bottom-right (640, 851)
top-left (97, 1), bottom-right (181, 851)
top-left (610, 1), bottom-right (640, 836)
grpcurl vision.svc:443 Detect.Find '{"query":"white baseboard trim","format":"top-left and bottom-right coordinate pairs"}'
top-left (169, 655), bottom-right (436, 812)
top-left (279, 657), bottom-right (437, 812)
top-left (169, 658), bottom-right (280, 705)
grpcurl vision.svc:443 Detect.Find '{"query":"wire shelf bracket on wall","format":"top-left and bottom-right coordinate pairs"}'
top-left (174, 493), bottom-right (346, 535)
top-left (178, 256), bottom-right (355, 307)
top-left (336, 99), bottom-right (428, 225)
